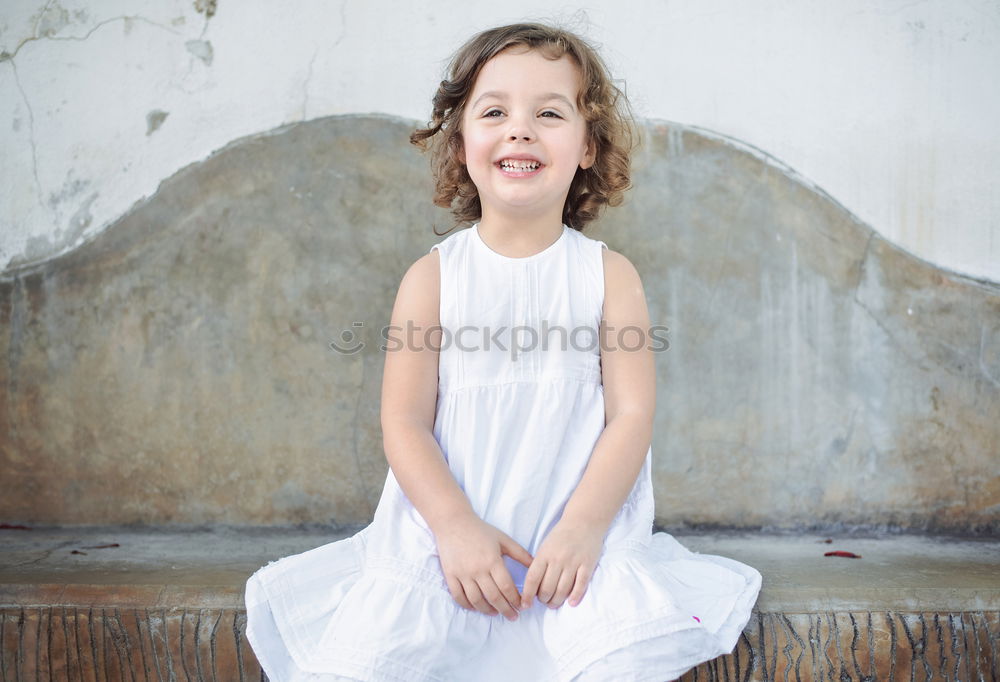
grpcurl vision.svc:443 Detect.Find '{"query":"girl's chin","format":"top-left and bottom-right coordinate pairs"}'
top-left (490, 194), bottom-right (550, 208)
top-left (482, 201), bottom-right (562, 219)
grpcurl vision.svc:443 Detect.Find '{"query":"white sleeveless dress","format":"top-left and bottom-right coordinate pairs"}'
top-left (244, 223), bottom-right (763, 682)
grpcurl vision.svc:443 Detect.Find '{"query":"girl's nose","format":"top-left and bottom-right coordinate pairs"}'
top-left (506, 114), bottom-right (535, 142)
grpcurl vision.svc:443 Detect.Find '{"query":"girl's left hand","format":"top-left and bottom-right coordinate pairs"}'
top-left (520, 518), bottom-right (606, 610)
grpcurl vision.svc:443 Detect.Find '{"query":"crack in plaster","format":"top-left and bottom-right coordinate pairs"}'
top-left (850, 232), bottom-right (934, 368)
top-left (852, 273), bottom-right (931, 374)
top-left (333, 0), bottom-right (348, 50)
top-left (195, 0), bottom-right (215, 40)
top-left (1, 11), bottom-right (185, 273)
top-left (1, 13), bottom-right (182, 64)
top-left (7, 60), bottom-right (44, 213)
top-left (301, 49), bottom-right (318, 120)
top-left (32, 0), bottom-right (58, 35)
top-left (850, 233), bottom-right (996, 390)
top-left (176, 2), bottom-right (215, 84)
top-left (299, 0), bottom-right (344, 121)
top-left (861, 234), bottom-right (1000, 392)
top-left (851, 231), bottom-right (875, 295)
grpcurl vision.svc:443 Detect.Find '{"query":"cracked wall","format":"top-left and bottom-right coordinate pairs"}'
top-left (2, 1), bottom-right (1000, 283)
top-left (0, 115), bottom-right (997, 531)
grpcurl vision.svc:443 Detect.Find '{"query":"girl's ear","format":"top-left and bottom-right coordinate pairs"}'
top-left (580, 137), bottom-right (597, 170)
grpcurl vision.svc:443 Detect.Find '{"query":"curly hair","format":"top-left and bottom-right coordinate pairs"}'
top-left (410, 22), bottom-right (637, 234)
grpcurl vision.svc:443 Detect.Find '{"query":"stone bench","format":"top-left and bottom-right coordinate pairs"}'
top-left (1, 525), bottom-right (997, 680)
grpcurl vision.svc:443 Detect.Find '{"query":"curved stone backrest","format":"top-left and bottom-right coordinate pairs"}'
top-left (1, 115), bottom-right (997, 531)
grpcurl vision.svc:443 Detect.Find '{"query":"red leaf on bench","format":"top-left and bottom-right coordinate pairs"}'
top-left (824, 550), bottom-right (861, 558)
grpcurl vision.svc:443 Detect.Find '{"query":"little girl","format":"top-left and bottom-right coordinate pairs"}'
top-left (246, 22), bottom-right (762, 682)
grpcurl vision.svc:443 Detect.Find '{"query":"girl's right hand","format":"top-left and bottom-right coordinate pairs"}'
top-left (432, 512), bottom-right (534, 621)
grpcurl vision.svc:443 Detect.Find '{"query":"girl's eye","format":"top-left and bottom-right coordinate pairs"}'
top-left (484, 109), bottom-right (503, 117)
top-left (541, 111), bottom-right (562, 118)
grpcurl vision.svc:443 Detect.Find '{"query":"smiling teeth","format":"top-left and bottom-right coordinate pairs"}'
top-left (500, 160), bottom-right (540, 171)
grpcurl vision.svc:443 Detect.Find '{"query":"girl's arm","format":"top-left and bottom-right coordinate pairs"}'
top-left (560, 248), bottom-right (656, 532)
top-left (520, 248), bottom-right (655, 611)
top-left (381, 251), bottom-right (533, 621)
top-left (380, 251), bottom-right (476, 533)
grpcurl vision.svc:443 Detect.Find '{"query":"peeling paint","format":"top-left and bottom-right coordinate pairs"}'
top-left (35, 3), bottom-right (71, 39)
top-left (2, 3), bottom-right (997, 286)
top-left (146, 109), bottom-right (169, 135)
top-left (185, 39), bottom-right (213, 65)
top-left (194, 0), bottom-right (218, 19)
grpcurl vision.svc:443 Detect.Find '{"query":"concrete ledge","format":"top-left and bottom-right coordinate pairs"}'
top-left (1, 526), bottom-right (998, 680)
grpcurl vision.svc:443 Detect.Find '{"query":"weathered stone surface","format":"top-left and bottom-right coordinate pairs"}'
top-left (2, 526), bottom-right (998, 613)
top-left (0, 115), bottom-right (996, 530)
top-left (1, 526), bottom-right (998, 680)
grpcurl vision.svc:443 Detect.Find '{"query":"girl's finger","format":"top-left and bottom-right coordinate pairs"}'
top-left (445, 575), bottom-right (474, 611)
top-left (463, 579), bottom-right (496, 616)
top-left (520, 558), bottom-right (546, 608)
top-left (568, 564), bottom-right (591, 606)
top-left (538, 564), bottom-right (562, 606)
top-left (479, 576), bottom-right (517, 620)
top-left (551, 566), bottom-right (577, 607)
top-left (491, 566), bottom-right (524, 617)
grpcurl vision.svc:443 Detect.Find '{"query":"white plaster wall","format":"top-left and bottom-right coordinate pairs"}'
top-left (2, 0), bottom-right (998, 282)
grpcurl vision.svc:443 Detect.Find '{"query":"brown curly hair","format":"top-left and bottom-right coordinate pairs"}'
top-left (410, 22), bottom-right (637, 234)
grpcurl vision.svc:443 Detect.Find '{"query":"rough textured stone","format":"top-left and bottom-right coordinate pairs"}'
top-left (0, 115), bottom-right (997, 530)
top-left (1, 527), bottom-right (998, 681)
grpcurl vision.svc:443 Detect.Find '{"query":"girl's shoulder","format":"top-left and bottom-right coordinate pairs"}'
top-left (427, 225), bottom-right (472, 258)
top-left (564, 225), bottom-right (611, 256)
top-left (401, 226), bottom-right (474, 299)
top-left (399, 229), bottom-right (469, 301)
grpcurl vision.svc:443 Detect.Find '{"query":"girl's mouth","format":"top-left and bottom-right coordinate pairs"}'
top-left (496, 159), bottom-right (543, 177)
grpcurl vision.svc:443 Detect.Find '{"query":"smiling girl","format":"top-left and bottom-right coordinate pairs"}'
top-left (245, 22), bottom-right (762, 682)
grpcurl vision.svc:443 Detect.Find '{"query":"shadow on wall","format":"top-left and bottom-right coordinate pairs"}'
top-left (0, 114), bottom-right (997, 532)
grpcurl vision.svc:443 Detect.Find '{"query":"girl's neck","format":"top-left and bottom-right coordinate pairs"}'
top-left (477, 209), bottom-right (565, 258)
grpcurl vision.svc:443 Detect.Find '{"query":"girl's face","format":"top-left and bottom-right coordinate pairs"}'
top-left (459, 46), bottom-right (595, 225)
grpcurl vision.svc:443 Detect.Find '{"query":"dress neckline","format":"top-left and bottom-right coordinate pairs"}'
top-left (472, 223), bottom-right (568, 262)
